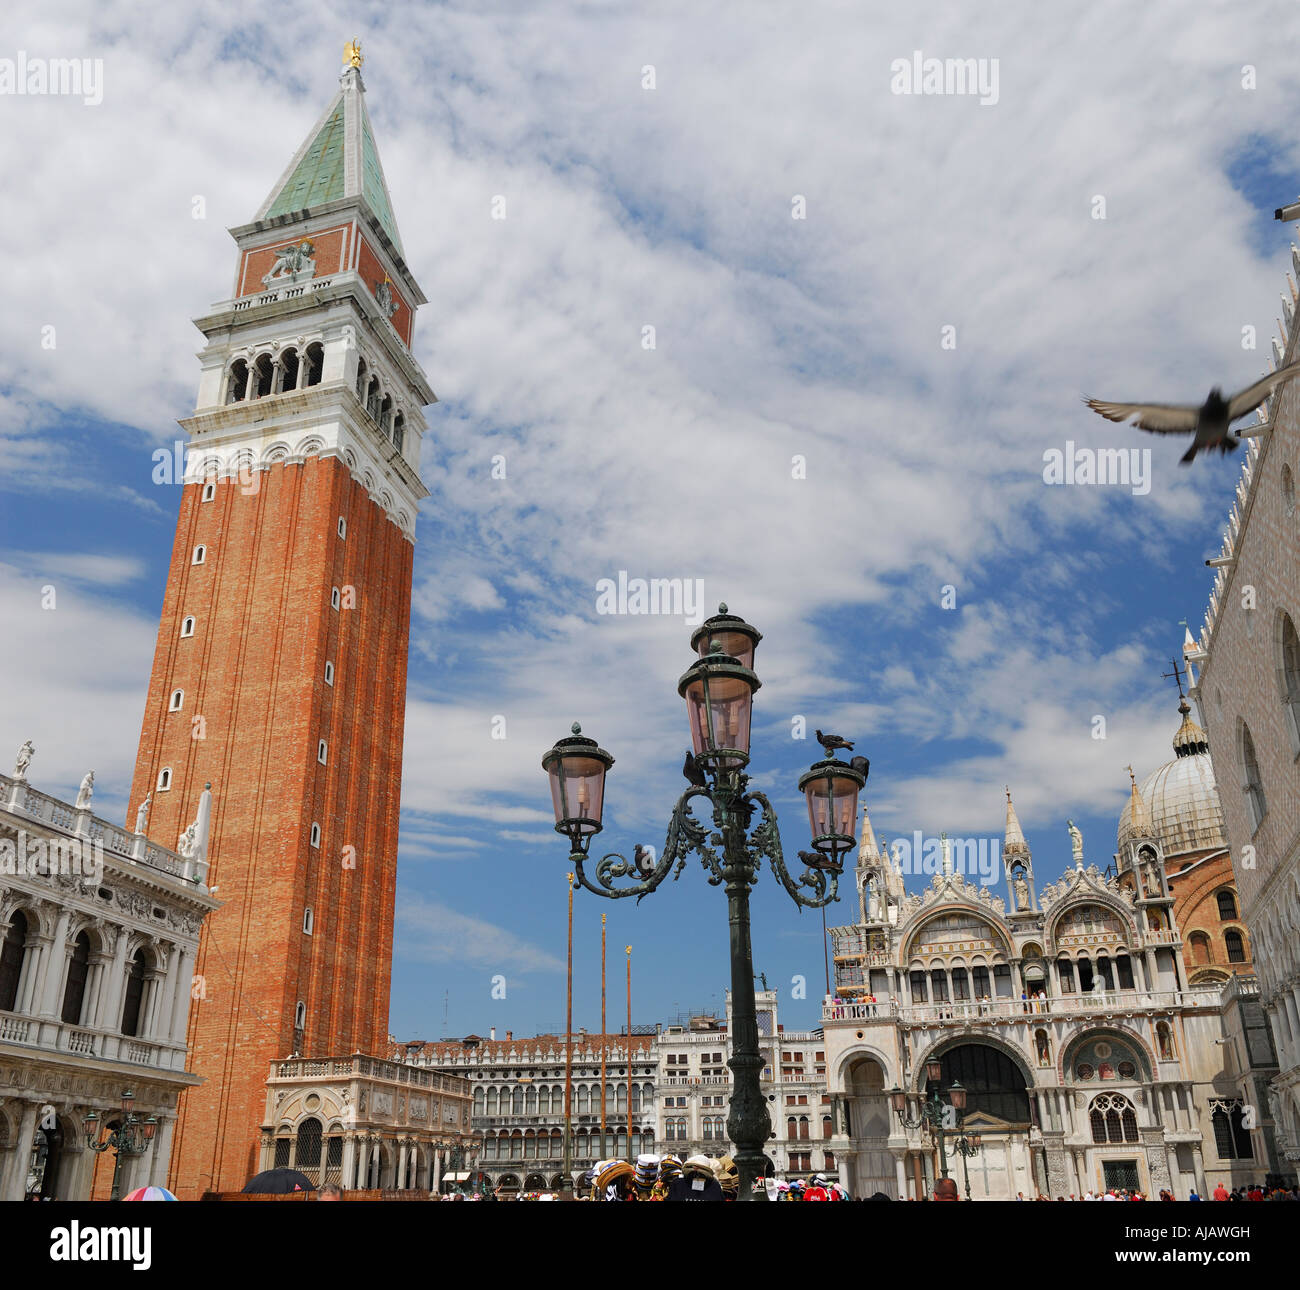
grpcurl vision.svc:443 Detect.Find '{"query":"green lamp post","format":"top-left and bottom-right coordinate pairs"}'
top-left (82, 1091), bottom-right (157, 1202)
top-left (890, 1065), bottom-right (975, 1195)
top-left (543, 605), bottom-right (866, 1202)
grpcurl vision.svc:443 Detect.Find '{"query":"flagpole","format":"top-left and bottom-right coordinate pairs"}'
top-left (600, 913), bottom-right (607, 1163)
top-left (563, 872), bottom-right (574, 1197)
top-left (625, 945), bottom-right (633, 1165)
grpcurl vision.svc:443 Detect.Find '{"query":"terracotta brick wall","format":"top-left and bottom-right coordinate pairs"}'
top-left (127, 456), bottom-right (411, 1197)
top-left (1167, 850), bottom-right (1252, 980)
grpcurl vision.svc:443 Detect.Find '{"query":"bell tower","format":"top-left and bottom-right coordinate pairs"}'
top-left (127, 50), bottom-right (434, 1196)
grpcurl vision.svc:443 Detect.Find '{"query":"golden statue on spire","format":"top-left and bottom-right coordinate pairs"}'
top-left (344, 38), bottom-right (363, 69)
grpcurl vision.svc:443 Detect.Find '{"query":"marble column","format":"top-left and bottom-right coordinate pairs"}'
top-left (342, 1136), bottom-right (357, 1191)
top-left (398, 1140), bottom-right (409, 1190)
top-left (1, 1102), bottom-right (39, 1201)
top-left (148, 1116), bottom-right (176, 1188)
top-left (168, 946), bottom-right (193, 1045)
top-left (83, 953), bottom-right (108, 1030)
top-left (39, 911), bottom-right (71, 1018)
top-left (96, 929), bottom-right (130, 1034)
top-left (151, 948), bottom-right (180, 1043)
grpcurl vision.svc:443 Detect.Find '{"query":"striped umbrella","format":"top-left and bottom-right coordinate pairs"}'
top-left (121, 1186), bottom-right (178, 1201)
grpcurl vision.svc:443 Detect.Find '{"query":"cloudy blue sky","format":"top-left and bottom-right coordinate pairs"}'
top-left (2, 1), bottom-right (1297, 1041)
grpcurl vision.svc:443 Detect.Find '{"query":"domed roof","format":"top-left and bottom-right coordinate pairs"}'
top-left (1118, 701), bottom-right (1225, 858)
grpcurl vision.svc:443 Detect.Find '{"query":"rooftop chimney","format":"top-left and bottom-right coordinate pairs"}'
top-left (490, 1027), bottom-right (496, 1041)
top-left (506, 1030), bottom-right (512, 1041)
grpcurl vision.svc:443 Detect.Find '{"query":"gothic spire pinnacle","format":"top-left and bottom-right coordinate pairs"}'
top-left (1003, 786), bottom-right (1030, 860)
top-left (857, 801), bottom-right (881, 862)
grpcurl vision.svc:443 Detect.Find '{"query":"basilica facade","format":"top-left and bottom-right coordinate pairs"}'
top-left (821, 704), bottom-right (1278, 1199)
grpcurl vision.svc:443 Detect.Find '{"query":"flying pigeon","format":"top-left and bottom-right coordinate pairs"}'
top-left (849, 755), bottom-right (870, 782)
top-left (1083, 359), bottom-right (1300, 463)
top-left (682, 750), bottom-right (708, 787)
top-left (815, 730), bottom-right (853, 754)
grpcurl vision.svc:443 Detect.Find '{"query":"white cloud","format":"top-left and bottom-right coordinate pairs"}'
top-left (394, 892), bottom-right (564, 972)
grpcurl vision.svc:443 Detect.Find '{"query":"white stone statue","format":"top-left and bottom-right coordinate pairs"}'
top-left (1067, 819), bottom-right (1084, 866)
top-left (135, 791), bottom-right (152, 834)
top-left (75, 770), bottom-right (94, 810)
top-left (177, 822), bottom-right (197, 859)
top-left (14, 740), bottom-right (34, 778)
top-left (1013, 873), bottom-right (1029, 911)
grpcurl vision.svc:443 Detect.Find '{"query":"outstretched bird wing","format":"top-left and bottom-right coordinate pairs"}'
top-left (1082, 397), bottom-right (1200, 434)
top-left (1225, 359), bottom-right (1300, 421)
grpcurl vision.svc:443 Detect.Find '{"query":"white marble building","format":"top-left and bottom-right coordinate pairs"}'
top-left (821, 786), bottom-right (1250, 1200)
top-left (655, 992), bottom-right (833, 1180)
top-left (1183, 227), bottom-right (1300, 1183)
top-left (0, 761), bottom-right (218, 1199)
top-left (258, 1054), bottom-right (473, 1192)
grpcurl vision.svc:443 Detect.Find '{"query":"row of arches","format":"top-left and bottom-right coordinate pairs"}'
top-left (0, 910), bottom-right (156, 1039)
top-left (474, 1082), bottom-right (653, 1116)
top-left (480, 1128), bottom-right (654, 1161)
top-left (355, 357), bottom-right (407, 453)
top-left (225, 344), bottom-right (324, 404)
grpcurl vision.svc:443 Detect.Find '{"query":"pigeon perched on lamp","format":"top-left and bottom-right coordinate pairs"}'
top-left (682, 750), bottom-right (707, 787)
top-left (815, 730), bottom-right (853, 755)
top-left (1083, 359), bottom-right (1300, 463)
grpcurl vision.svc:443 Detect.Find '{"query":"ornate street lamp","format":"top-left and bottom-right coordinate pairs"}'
top-left (891, 1067), bottom-right (975, 1196)
top-left (542, 606), bottom-right (866, 1201)
top-left (83, 1091), bottom-right (157, 1202)
top-left (952, 1125), bottom-right (982, 1202)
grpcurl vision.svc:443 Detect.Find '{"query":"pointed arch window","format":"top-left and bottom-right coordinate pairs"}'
top-left (180, 617), bottom-right (195, 638)
top-left (192, 545), bottom-right (206, 565)
top-left (1240, 721), bottom-right (1267, 832)
top-left (169, 689), bottom-right (184, 712)
top-left (1280, 613), bottom-right (1300, 753)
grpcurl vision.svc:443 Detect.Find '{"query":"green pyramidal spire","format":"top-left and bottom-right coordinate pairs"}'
top-left (257, 64), bottom-right (404, 257)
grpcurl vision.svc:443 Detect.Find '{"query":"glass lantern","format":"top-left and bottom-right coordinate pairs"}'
top-left (689, 604), bottom-right (763, 672)
top-left (797, 757), bottom-right (866, 859)
top-left (677, 645), bottom-right (761, 770)
top-left (542, 723), bottom-right (614, 847)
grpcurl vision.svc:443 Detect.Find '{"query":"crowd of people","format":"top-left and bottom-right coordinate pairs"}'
top-left (424, 1166), bottom-right (1300, 1202)
top-left (580, 1154), bottom-right (854, 1201)
top-left (999, 1183), bottom-right (1300, 1202)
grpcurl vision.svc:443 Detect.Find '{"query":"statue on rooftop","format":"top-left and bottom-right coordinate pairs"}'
top-left (13, 740), bottom-right (34, 779)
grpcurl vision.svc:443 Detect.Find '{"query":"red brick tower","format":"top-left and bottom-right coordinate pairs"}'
top-left (128, 53), bottom-right (433, 1197)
